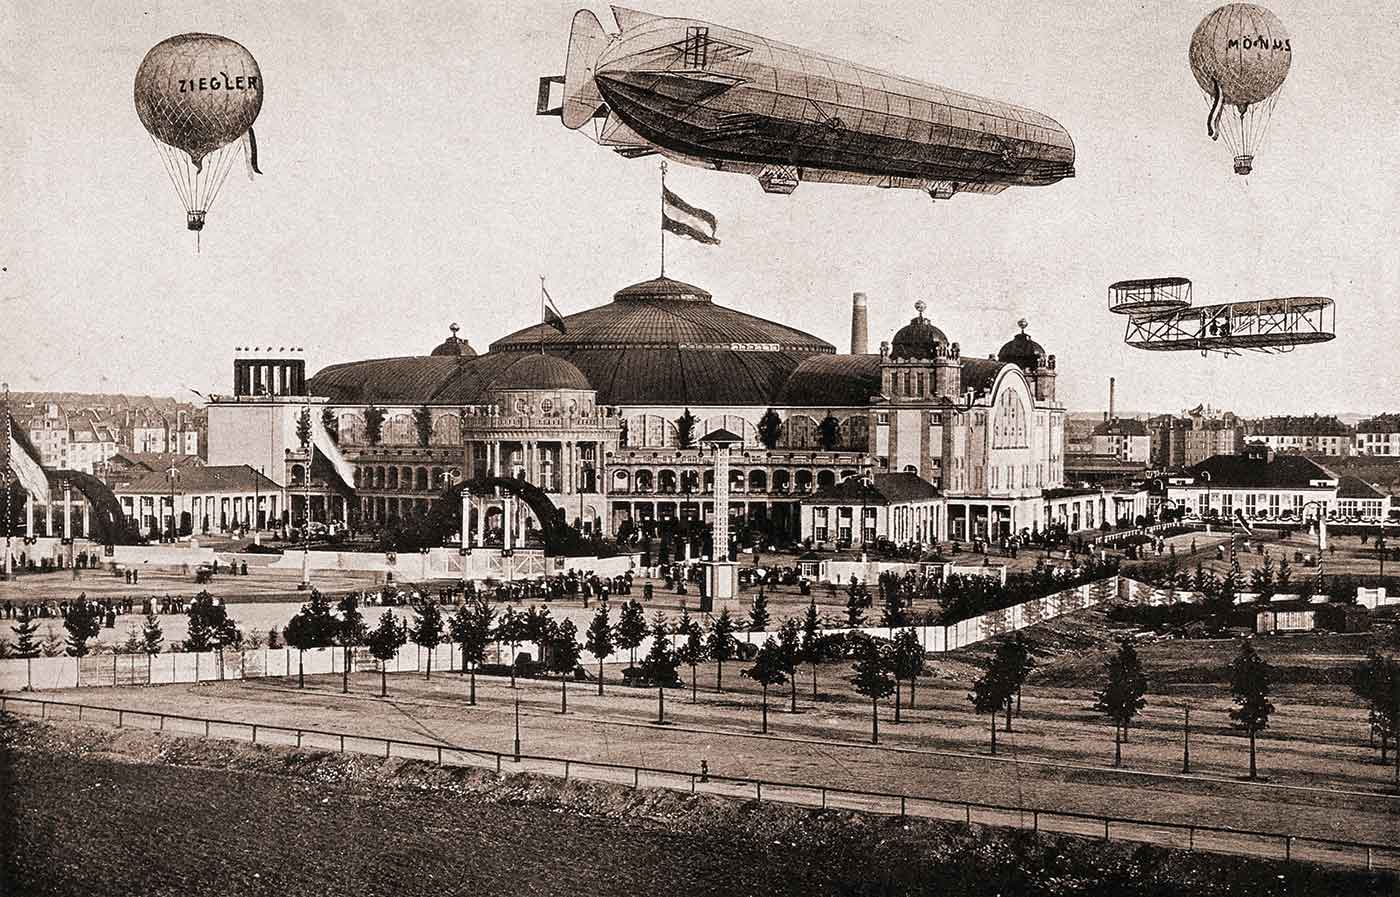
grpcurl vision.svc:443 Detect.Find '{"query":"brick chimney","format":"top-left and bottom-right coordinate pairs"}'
top-left (850, 292), bottom-right (869, 355)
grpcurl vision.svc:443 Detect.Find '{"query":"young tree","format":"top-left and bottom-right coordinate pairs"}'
top-left (411, 602), bottom-right (445, 680)
top-left (549, 618), bottom-right (582, 714)
top-left (187, 591), bottom-right (243, 657)
top-left (889, 628), bottom-right (926, 721)
top-left (757, 408), bottom-right (782, 450)
top-left (675, 610), bottom-right (708, 704)
top-left (584, 601), bottom-right (614, 696)
top-left (497, 606), bottom-right (524, 687)
top-left (993, 635), bottom-right (1034, 731)
top-left (881, 584), bottom-right (908, 629)
top-left (11, 611), bottom-right (40, 658)
top-left (366, 610), bottom-right (407, 697)
top-left (335, 593), bottom-right (368, 694)
top-left (675, 408), bottom-right (697, 449)
top-left (282, 590), bottom-right (336, 688)
top-left (969, 662), bottom-right (1012, 755)
top-left (296, 407), bottom-right (312, 450)
top-left (363, 402), bottom-right (385, 446)
top-left (321, 407), bottom-right (339, 444)
top-left (1353, 651), bottom-right (1398, 763)
top-left (413, 404), bottom-right (433, 448)
top-left (141, 611), bottom-right (164, 679)
top-left (1229, 640), bottom-right (1275, 779)
top-left (12, 611), bottom-right (40, 688)
top-left (1093, 638), bottom-right (1149, 767)
top-left (266, 626), bottom-right (281, 650)
top-left (62, 603), bottom-right (100, 658)
top-left (817, 413), bottom-right (841, 450)
top-left (120, 623), bottom-right (143, 655)
top-left (800, 599), bottom-right (825, 700)
top-left (775, 617), bottom-right (803, 713)
top-left (615, 599), bottom-right (646, 668)
top-left (845, 588), bottom-right (867, 627)
top-left (641, 615), bottom-right (679, 723)
top-left (747, 591), bottom-right (771, 632)
top-left (451, 597), bottom-right (495, 705)
top-left (707, 608), bottom-right (738, 692)
top-left (849, 635), bottom-right (895, 744)
top-left (742, 638), bottom-right (787, 734)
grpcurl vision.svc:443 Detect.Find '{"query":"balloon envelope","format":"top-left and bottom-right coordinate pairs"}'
top-left (134, 33), bottom-right (263, 167)
top-left (1189, 4), bottom-right (1291, 108)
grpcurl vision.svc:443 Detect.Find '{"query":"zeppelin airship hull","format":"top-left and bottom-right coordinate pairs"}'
top-left (540, 7), bottom-right (1075, 200)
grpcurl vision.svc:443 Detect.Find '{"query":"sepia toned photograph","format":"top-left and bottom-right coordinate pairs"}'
top-left (2, 2), bottom-right (1397, 895)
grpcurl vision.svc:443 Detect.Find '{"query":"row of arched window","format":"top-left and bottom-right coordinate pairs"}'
top-left (609, 467), bottom-right (857, 495)
top-left (353, 465), bottom-right (460, 492)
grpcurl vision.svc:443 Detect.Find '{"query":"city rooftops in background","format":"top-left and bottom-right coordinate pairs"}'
top-left (1247, 414), bottom-right (1353, 436)
top-left (1091, 418), bottom-right (1149, 437)
top-left (1357, 414), bottom-right (1400, 433)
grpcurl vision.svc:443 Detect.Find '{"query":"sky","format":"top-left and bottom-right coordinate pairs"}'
top-left (3, 1), bottom-right (1398, 416)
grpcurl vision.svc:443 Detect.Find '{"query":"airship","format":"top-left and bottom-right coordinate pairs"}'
top-left (538, 7), bottom-right (1075, 201)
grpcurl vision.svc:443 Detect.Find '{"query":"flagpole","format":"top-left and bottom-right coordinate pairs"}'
top-left (539, 276), bottom-right (547, 356)
top-left (660, 160), bottom-right (667, 278)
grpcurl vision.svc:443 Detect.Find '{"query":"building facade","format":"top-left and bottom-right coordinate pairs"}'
top-left (207, 277), bottom-right (1069, 544)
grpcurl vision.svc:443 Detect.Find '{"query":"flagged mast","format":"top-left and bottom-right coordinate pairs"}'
top-left (659, 160), bottom-right (720, 276)
top-left (3, 400), bottom-right (50, 505)
top-left (540, 276), bottom-right (567, 355)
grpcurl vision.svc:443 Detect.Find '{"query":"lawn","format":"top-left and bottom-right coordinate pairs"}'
top-left (3, 715), bottom-right (1395, 897)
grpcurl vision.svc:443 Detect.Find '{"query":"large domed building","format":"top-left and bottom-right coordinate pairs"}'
top-left (208, 273), bottom-right (1067, 544)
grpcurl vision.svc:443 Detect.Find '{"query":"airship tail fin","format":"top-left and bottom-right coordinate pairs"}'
top-left (611, 6), bottom-right (662, 30)
top-left (563, 9), bottom-right (610, 129)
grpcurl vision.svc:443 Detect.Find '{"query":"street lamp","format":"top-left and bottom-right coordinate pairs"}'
top-left (513, 691), bottom-right (522, 762)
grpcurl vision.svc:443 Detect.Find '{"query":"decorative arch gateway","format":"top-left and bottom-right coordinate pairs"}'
top-left (43, 470), bottom-right (139, 545)
top-left (452, 475), bottom-right (585, 556)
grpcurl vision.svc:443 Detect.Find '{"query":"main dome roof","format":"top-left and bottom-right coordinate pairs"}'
top-left (308, 276), bottom-right (835, 407)
top-left (488, 276), bottom-right (834, 405)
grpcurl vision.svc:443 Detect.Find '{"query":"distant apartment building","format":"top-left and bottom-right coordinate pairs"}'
top-left (1147, 404), bottom-right (1243, 468)
top-left (1355, 414), bottom-right (1400, 456)
top-left (1090, 417), bottom-right (1150, 462)
top-left (1246, 415), bottom-right (1353, 457)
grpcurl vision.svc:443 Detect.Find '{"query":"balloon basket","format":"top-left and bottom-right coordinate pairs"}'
top-left (186, 210), bottom-right (207, 231)
top-left (1233, 155), bottom-right (1253, 176)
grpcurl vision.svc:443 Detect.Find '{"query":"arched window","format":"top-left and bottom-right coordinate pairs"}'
top-left (772, 469), bottom-right (791, 493)
top-left (817, 470), bottom-right (837, 489)
top-left (387, 468), bottom-right (399, 489)
top-left (748, 470), bottom-right (767, 492)
top-left (415, 468), bottom-right (429, 491)
top-left (729, 469), bottom-right (745, 492)
top-left (635, 470), bottom-right (654, 493)
top-left (612, 469), bottom-right (630, 492)
top-left (795, 469), bottom-right (814, 493)
top-left (658, 469), bottom-right (678, 493)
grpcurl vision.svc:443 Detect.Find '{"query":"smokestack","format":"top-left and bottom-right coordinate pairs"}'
top-left (850, 292), bottom-right (869, 354)
top-left (1109, 377), bottom-right (1116, 422)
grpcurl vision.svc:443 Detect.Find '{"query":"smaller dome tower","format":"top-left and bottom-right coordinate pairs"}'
top-left (880, 301), bottom-right (961, 402)
top-left (998, 319), bottom-right (1056, 401)
top-left (430, 323), bottom-right (477, 358)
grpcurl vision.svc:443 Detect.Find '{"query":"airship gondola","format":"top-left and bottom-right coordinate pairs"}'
top-left (538, 7), bottom-right (1075, 202)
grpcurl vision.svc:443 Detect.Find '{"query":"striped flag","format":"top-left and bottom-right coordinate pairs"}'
top-left (662, 186), bottom-right (720, 245)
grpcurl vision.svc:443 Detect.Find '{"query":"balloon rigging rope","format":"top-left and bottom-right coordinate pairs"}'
top-left (204, 141), bottom-right (242, 215)
top-left (149, 136), bottom-right (190, 210)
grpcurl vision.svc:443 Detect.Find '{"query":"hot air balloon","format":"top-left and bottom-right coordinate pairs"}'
top-left (134, 33), bottom-right (263, 241)
top-left (1189, 4), bottom-right (1291, 175)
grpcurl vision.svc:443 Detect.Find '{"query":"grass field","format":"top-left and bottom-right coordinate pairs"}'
top-left (3, 715), bottom-right (1395, 897)
top-left (11, 605), bottom-right (1399, 860)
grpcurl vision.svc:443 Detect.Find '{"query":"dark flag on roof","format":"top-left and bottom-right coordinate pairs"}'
top-left (542, 282), bottom-right (566, 334)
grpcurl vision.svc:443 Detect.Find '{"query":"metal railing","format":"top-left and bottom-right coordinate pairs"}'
top-left (2, 694), bottom-right (1396, 873)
